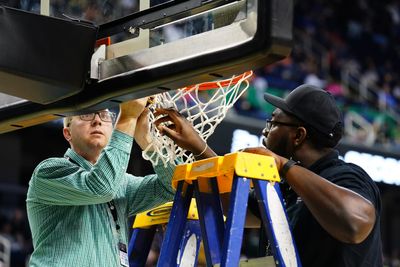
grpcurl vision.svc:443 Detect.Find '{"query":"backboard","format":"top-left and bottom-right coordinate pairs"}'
top-left (0, 0), bottom-right (293, 133)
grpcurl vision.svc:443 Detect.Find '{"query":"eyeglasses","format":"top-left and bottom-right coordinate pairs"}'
top-left (265, 119), bottom-right (301, 132)
top-left (79, 111), bottom-right (116, 123)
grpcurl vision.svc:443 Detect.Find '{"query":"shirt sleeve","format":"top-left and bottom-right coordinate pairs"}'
top-left (123, 161), bottom-right (176, 216)
top-left (29, 130), bottom-right (133, 205)
top-left (325, 163), bottom-right (380, 211)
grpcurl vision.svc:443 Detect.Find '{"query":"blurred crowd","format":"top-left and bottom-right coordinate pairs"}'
top-left (234, 0), bottom-right (400, 152)
top-left (0, 208), bottom-right (32, 267)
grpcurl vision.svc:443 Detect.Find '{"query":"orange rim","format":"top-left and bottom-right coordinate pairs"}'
top-left (184, 70), bottom-right (253, 91)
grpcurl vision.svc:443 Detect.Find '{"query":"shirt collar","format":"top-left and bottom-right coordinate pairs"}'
top-left (64, 148), bottom-right (93, 170)
top-left (308, 150), bottom-right (340, 174)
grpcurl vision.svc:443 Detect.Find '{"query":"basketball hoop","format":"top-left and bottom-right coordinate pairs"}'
top-left (143, 71), bottom-right (253, 166)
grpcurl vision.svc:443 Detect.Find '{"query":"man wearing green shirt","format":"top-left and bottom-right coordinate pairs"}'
top-left (26, 98), bottom-right (176, 267)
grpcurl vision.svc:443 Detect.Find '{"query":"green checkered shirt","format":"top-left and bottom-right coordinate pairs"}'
top-left (26, 130), bottom-right (175, 267)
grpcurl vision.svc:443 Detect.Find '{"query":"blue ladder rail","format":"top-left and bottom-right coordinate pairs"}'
top-left (129, 152), bottom-right (302, 267)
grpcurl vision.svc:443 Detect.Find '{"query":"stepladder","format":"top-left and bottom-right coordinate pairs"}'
top-left (129, 199), bottom-right (204, 266)
top-left (129, 152), bottom-right (302, 267)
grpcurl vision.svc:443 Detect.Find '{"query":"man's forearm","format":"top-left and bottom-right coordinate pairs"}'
top-left (115, 117), bottom-right (137, 137)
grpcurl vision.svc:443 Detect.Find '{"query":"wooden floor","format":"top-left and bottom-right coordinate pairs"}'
top-left (213, 256), bottom-right (276, 266)
top-left (240, 256), bottom-right (276, 266)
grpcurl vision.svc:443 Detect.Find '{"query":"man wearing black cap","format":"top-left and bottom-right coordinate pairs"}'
top-left (153, 84), bottom-right (383, 267)
top-left (249, 84), bottom-right (383, 266)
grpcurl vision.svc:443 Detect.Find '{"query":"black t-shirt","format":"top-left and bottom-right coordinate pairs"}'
top-left (248, 150), bottom-right (383, 267)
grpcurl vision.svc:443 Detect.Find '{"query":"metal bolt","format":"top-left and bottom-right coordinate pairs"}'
top-left (128, 26), bottom-right (137, 34)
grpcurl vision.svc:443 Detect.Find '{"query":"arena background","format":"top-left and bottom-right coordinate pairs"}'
top-left (1, 0), bottom-right (400, 266)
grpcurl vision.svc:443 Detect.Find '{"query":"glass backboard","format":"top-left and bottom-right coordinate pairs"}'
top-left (0, 0), bottom-right (293, 133)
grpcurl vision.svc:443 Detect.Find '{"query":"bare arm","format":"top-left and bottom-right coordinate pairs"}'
top-left (285, 164), bottom-right (375, 243)
top-left (243, 147), bottom-right (376, 244)
top-left (115, 97), bottom-right (148, 137)
top-left (133, 107), bottom-right (153, 150)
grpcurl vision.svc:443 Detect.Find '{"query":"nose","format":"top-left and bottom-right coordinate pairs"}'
top-left (90, 113), bottom-right (102, 126)
top-left (262, 127), bottom-right (269, 137)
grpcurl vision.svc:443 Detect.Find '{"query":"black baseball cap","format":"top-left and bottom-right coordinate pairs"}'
top-left (263, 84), bottom-right (343, 139)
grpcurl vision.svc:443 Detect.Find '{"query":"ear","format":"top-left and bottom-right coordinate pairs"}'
top-left (63, 127), bottom-right (72, 142)
top-left (294, 127), bottom-right (307, 146)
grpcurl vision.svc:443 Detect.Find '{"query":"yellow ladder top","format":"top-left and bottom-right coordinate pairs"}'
top-left (172, 152), bottom-right (281, 193)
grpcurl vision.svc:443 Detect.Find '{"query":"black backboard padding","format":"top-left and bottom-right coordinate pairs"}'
top-left (0, 6), bottom-right (98, 104)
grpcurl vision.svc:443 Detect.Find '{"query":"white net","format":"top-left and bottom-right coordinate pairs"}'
top-left (143, 71), bottom-right (253, 166)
